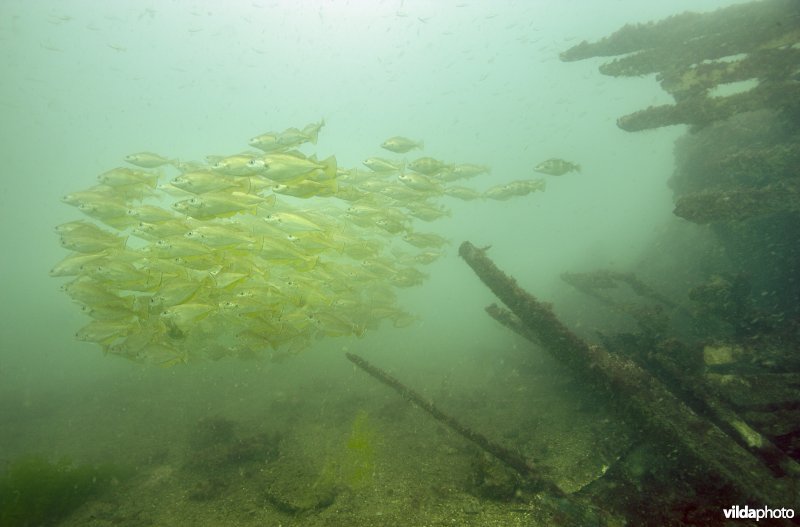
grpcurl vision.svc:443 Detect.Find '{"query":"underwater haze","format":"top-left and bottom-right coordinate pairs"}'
top-left (0, 0), bottom-right (766, 526)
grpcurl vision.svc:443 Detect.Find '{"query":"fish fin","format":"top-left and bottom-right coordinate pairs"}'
top-left (321, 176), bottom-right (338, 195)
top-left (306, 119), bottom-right (324, 144)
top-left (576, 164), bottom-right (582, 173)
top-left (321, 155), bottom-right (337, 180)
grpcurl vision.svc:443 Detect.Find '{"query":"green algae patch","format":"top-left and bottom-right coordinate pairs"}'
top-left (0, 455), bottom-right (131, 527)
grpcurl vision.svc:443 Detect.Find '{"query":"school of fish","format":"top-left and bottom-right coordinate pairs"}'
top-left (52, 121), bottom-right (547, 365)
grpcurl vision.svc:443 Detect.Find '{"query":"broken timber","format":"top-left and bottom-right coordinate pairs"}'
top-left (458, 241), bottom-right (798, 510)
top-left (345, 352), bottom-right (564, 497)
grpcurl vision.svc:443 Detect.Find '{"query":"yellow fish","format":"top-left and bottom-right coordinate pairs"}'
top-left (444, 186), bottom-right (482, 201)
top-left (212, 154), bottom-right (259, 176)
top-left (483, 179), bottom-right (545, 200)
top-left (256, 154), bottom-right (337, 182)
top-left (160, 303), bottom-right (215, 328)
top-left (124, 152), bottom-right (175, 168)
top-left (402, 232), bottom-right (448, 249)
top-left (363, 157), bottom-right (403, 172)
top-left (97, 167), bottom-right (159, 188)
top-left (534, 158), bottom-right (581, 176)
top-left (380, 136), bottom-right (424, 154)
top-left (408, 157), bottom-right (448, 175)
top-left (172, 192), bottom-right (270, 219)
top-left (171, 171), bottom-right (241, 194)
top-left (272, 178), bottom-right (338, 198)
top-left (398, 172), bottom-right (443, 193)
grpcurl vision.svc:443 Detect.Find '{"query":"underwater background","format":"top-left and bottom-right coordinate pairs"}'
top-left (2, 0), bottom-right (797, 525)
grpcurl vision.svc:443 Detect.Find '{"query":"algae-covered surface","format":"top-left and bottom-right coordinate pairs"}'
top-left (5, 1), bottom-right (798, 525)
top-left (1, 337), bottom-right (628, 526)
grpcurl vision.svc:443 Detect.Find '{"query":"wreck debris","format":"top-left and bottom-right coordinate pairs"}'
top-left (560, 0), bottom-right (800, 131)
top-left (561, 268), bottom-right (800, 476)
top-left (560, 269), bottom-right (677, 313)
top-left (458, 241), bottom-right (799, 511)
top-left (344, 352), bottom-right (561, 495)
top-left (673, 180), bottom-right (800, 224)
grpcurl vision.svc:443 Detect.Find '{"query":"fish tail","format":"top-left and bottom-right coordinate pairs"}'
top-left (322, 177), bottom-right (338, 195)
top-left (307, 119), bottom-right (325, 144)
top-left (418, 140), bottom-right (425, 150)
top-left (321, 155), bottom-right (337, 180)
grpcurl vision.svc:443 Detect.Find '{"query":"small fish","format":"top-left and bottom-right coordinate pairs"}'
top-left (50, 252), bottom-right (108, 277)
top-left (408, 156), bottom-right (448, 175)
top-left (380, 136), bottom-right (424, 154)
top-left (483, 179), bottom-right (545, 200)
top-left (124, 152), bottom-right (175, 168)
top-left (363, 157), bottom-right (404, 173)
top-left (402, 232), bottom-right (449, 249)
top-left (132, 219), bottom-right (192, 240)
top-left (61, 186), bottom-right (119, 207)
top-left (436, 163), bottom-right (490, 182)
top-left (184, 225), bottom-right (255, 247)
top-left (407, 203), bottom-right (450, 222)
top-left (258, 154), bottom-right (336, 182)
top-left (59, 225), bottom-right (127, 253)
top-left (249, 120), bottom-right (325, 152)
top-left (171, 171), bottom-right (241, 194)
top-left (398, 172), bottom-right (443, 193)
top-left (160, 303), bottom-right (216, 328)
top-left (172, 192), bottom-right (270, 219)
top-left (272, 178), bottom-right (338, 198)
top-left (76, 201), bottom-right (135, 229)
top-left (265, 211), bottom-right (325, 232)
top-left (97, 167), bottom-right (159, 188)
top-left (126, 204), bottom-right (178, 223)
top-left (533, 158), bottom-right (581, 176)
top-left (444, 186), bottom-right (482, 201)
top-left (212, 154), bottom-right (259, 176)
top-left (75, 320), bottom-right (130, 345)
top-left (62, 279), bottom-right (130, 307)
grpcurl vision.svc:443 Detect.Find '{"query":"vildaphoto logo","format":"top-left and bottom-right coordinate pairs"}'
top-left (723, 505), bottom-right (795, 521)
